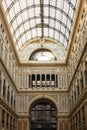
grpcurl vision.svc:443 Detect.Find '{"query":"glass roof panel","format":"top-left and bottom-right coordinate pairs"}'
top-left (9, 7), bottom-right (15, 19)
top-left (66, 30), bottom-right (69, 39)
top-left (22, 11), bottom-right (28, 21)
top-left (49, 28), bottom-right (54, 38)
top-left (50, 8), bottom-right (55, 18)
top-left (14, 1), bottom-right (20, 14)
top-left (27, 0), bottom-right (34, 6)
top-left (70, 0), bottom-right (77, 6)
top-left (26, 31), bottom-right (31, 40)
top-left (30, 19), bottom-right (36, 28)
top-left (21, 35), bottom-right (26, 44)
top-left (44, 7), bottom-right (49, 16)
top-left (34, 0), bottom-right (40, 5)
top-left (62, 14), bottom-right (67, 24)
top-left (43, 0), bottom-right (49, 4)
top-left (55, 22), bottom-right (61, 30)
top-left (15, 30), bottom-right (20, 39)
top-left (69, 6), bottom-right (74, 18)
top-left (19, 0), bottom-right (26, 10)
top-left (31, 29), bottom-right (37, 38)
top-left (60, 35), bottom-right (64, 45)
top-left (50, 0), bottom-right (56, 6)
top-left (56, 10), bottom-right (61, 21)
top-left (57, 0), bottom-right (64, 9)
top-left (44, 18), bottom-right (49, 24)
top-left (29, 8), bottom-right (34, 17)
top-left (17, 15), bottom-right (22, 25)
top-left (36, 18), bottom-right (41, 24)
top-left (49, 19), bottom-right (54, 27)
top-left (13, 20), bottom-right (18, 30)
top-left (44, 28), bottom-right (48, 37)
top-left (55, 31), bottom-right (60, 40)
top-left (67, 19), bottom-right (71, 29)
top-left (6, 0), bottom-right (12, 7)
top-left (19, 26), bottom-right (24, 35)
top-left (61, 26), bottom-right (66, 34)
top-left (35, 7), bottom-right (40, 17)
top-left (64, 40), bottom-right (67, 48)
top-left (2, 0), bottom-right (78, 61)
top-left (37, 28), bottom-right (41, 37)
top-left (63, 1), bottom-right (69, 13)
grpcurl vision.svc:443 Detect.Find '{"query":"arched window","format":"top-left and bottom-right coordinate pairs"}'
top-left (80, 71), bottom-right (83, 90)
top-left (7, 85), bottom-right (10, 103)
top-left (2, 110), bottom-right (5, 128)
top-left (30, 99), bottom-right (57, 130)
top-left (29, 49), bottom-right (57, 61)
top-left (6, 113), bottom-right (9, 128)
top-left (11, 91), bottom-right (13, 106)
top-left (84, 62), bottom-right (87, 85)
top-left (14, 95), bottom-right (16, 109)
top-left (3, 79), bottom-right (6, 98)
top-left (10, 116), bottom-right (12, 129)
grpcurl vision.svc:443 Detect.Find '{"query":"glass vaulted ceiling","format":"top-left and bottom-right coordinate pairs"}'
top-left (2, 0), bottom-right (77, 58)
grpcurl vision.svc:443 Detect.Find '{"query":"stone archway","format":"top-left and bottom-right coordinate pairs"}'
top-left (29, 98), bottom-right (58, 130)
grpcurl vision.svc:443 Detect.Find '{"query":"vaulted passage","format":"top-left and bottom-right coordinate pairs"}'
top-left (30, 99), bottom-right (57, 130)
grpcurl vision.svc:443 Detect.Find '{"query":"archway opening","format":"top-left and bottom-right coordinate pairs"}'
top-left (29, 99), bottom-right (57, 130)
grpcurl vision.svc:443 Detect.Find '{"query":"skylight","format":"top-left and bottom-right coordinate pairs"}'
top-left (2, 0), bottom-right (78, 52)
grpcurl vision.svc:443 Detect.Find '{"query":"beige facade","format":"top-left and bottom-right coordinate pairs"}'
top-left (0, 0), bottom-right (87, 130)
